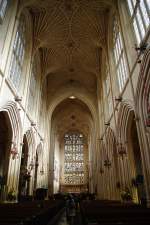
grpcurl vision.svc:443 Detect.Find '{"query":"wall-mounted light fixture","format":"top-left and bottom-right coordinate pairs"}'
top-left (104, 158), bottom-right (111, 168)
top-left (104, 122), bottom-right (110, 126)
top-left (40, 167), bottom-right (44, 175)
top-left (10, 143), bottom-right (18, 160)
top-left (40, 137), bottom-right (44, 142)
top-left (15, 95), bottom-right (22, 102)
top-left (135, 43), bottom-right (147, 53)
top-left (29, 159), bottom-right (34, 170)
top-left (115, 96), bottom-right (122, 102)
top-left (31, 121), bottom-right (36, 126)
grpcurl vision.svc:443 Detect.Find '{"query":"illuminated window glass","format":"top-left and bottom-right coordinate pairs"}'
top-left (28, 60), bottom-right (37, 114)
top-left (127, 0), bottom-right (150, 44)
top-left (113, 18), bottom-right (128, 92)
top-left (0, 0), bottom-right (7, 23)
top-left (104, 67), bottom-right (112, 117)
top-left (108, 96), bottom-right (112, 117)
top-left (105, 68), bottom-right (110, 96)
top-left (9, 16), bottom-right (26, 90)
top-left (64, 133), bottom-right (84, 184)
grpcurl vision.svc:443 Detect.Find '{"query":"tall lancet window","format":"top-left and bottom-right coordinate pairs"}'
top-left (28, 60), bottom-right (37, 115)
top-left (0, 0), bottom-right (7, 23)
top-left (105, 67), bottom-right (112, 117)
top-left (64, 133), bottom-right (84, 185)
top-left (9, 15), bottom-right (26, 90)
top-left (113, 18), bottom-right (128, 92)
top-left (127, 0), bottom-right (150, 44)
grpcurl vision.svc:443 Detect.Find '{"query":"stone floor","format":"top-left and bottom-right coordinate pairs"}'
top-left (57, 212), bottom-right (69, 225)
top-left (57, 209), bottom-right (83, 225)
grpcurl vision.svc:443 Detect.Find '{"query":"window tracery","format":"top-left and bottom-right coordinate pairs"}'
top-left (104, 67), bottom-right (112, 118)
top-left (113, 18), bottom-right (128, 92)
top-left (0, 0), bottom-right (7, 23)
top-left (105, 67), bottom-right (110, 96)
top-left (127, 0), bottom-right (150, 44)
top-left (28, 60), bottom-right (37, 114)
top-left (64, 133), bottom-right (85, 185)
top-left (9, 15), bottom-right (26, 90)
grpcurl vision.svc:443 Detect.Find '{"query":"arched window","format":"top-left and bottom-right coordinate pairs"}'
top-left (0, 0), bottom-right (7, 23)
top-left (64, 133), bottom-right (84, 185)
top-left (105, 67), bottom-right (110, 96)
top-left (113, 18), bottom-right (128, 92)
top-left (104, 67), bottom-right (112, 118)
top-left (127, 0), bottom-right (150, 44)
top-left (39, 88), bottom-right (45, 131)
top-left (9, 15), bottom-right (26, 90)
top-left (28, 60), bottom-right (37, 114)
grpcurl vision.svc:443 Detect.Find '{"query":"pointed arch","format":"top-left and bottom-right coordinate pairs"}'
top-left (0, 101), bottom-right (22, 152)
top-left (117, 101), bottom-right (134, 142)
top-left (105, 127), bottom-right (116, 158)
top-left (136, 47), bottom-right (150, 132)
top-left (23, 128), bottom-right (36, 195)
top-left (0, 101), bottom-right (23, 195)
top-left (135, 47), bottom-right (150, 203)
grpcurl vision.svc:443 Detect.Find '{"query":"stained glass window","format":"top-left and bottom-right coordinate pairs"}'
top-left (0, 0), bottom-right (7, 23)
top-left (127, 0), bottom-right (150, 44)
top-left (113, 18), bottom-right (128, 92)
top-left (9, 15), bottom-right (26, 90)
top-left (64, 133), bottom-right (84, 184)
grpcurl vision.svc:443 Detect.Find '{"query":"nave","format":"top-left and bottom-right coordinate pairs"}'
top-left (58, 210), bottom-right (82, 225)
top-left (0, 0), bottom-right (150, 224)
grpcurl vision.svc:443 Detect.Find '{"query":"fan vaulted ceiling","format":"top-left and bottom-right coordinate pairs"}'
top-left (20, 0), bottom-right (116, 136)
top-left (21, 0), bottom-right (116, 98)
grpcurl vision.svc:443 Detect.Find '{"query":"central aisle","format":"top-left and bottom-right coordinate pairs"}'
top-left (57, 210), bottom-right (83, 225)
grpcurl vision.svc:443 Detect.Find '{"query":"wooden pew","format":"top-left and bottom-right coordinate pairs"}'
top-left (0, 200), bottom-right (65, 225)
top-left (80, 200), bottom-right (150, 225)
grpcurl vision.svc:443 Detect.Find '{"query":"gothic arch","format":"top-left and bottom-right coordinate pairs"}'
top-left (25, 129), bottom-right (36, 150)
top-left (35, 143), bottom-right (44, 189)
top-left (105, 127), bottom-right (119, 200)
top-left (21, 128), bottom-right (36, 195)
top-left (136, 47), bottom-right (150, 134)
top-left (0, 101), bottom-right (22, 146)
top-left (117, 101), bottom-right (146, 203)
top-left (0, 101), bottom-right (22, 196)
top-left (135, 46), bottom-right (150, 202)
top-left (48, 87), bottom-right (99, 156)
top-left (105, 127), bottom-right (116, 159)
top-left (48, 87), bottom-right (99, 195)
top-left (117, 101), bottom-right (134, 143)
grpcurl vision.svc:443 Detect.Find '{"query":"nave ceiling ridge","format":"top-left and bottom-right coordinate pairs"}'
top-left (19, 0), bottom-right (116, 100)
top-left (52, 99), bottom-right (92, 139)
top-left (26, 0), bottom-right (113, 77)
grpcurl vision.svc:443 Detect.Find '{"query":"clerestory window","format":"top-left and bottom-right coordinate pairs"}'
top-left (113, 18), bottom-right (128, 92)
top-left (28, 60), bottom-right (37, 115)
top-left (64, 133), bottom-right (85, 185)
top-left (8, 16), bottom-right (26, 90)
top-left (127, 0), bottom-right (150, 44)
top-left (105, 67), bottom-right (110, 96)
top-left (104, 67), bottom-right (112, 117)
top-left (0, 0), bottom-right (7, 23)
